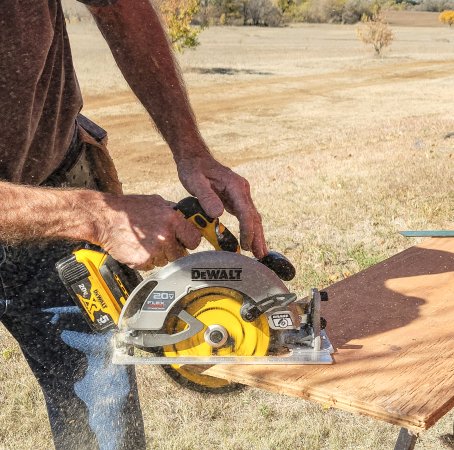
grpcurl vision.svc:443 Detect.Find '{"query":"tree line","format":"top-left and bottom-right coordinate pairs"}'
top-left (191, 0), bottom-right (454, 27)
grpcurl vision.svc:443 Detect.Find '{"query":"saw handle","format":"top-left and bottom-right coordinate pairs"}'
top-left (176, 197), bottom-right (240, 253)
top-left (176, 197), bottom-right (296, 281)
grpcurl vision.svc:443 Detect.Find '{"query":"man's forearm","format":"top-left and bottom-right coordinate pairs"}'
top-left (88, 0), bottom-right (208, 161)
top-left (0, 181), bottom-right (201, 269)
top-left (0, 182), bottom-right (102, 244)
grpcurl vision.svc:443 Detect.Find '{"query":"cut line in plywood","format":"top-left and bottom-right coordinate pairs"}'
top-left (206, 238), bottom-right (454, 431)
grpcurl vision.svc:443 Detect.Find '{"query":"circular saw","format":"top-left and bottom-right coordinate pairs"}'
top-left (56, 197), bottom-right (333, 394)
top-left (113, 197), bottom-right (333, 392)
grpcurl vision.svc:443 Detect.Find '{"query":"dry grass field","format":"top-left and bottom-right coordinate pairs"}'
top-left (1, 14), bottom-right (453, 450)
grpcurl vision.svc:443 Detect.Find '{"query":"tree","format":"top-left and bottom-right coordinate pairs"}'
top-left (357, 12), bottom-right (394, 56)
top-left (159, 0), bottom-right (204, 51)
top-left (212, 0), bottom-right (244, 24)
top-left (276, 0), bottom-right (295, 14)
top-left (244, 0), bottom-right (282, 25)
top-left (439, 10), bottom-right (454, 26)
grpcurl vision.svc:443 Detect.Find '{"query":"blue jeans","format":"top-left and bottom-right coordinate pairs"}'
top-left (0, 242), bottom-right (146, 450)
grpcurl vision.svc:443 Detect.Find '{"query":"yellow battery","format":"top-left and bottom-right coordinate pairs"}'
top-left (56, 248), bottom-right (142, 332)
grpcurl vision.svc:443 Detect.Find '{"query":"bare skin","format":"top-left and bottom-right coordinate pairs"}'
top-left (1, 183), bottom-right (200, 269)
top-left (0, 0), bottom-right (267, 270)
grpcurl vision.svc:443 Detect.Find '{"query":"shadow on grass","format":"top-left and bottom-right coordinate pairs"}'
top-left (188, 67), bottom-right (273, 76)
top-left (440, 433), bottom-right (454, 449)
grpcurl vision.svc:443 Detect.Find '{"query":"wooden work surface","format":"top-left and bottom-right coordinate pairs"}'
top-left (206, 238), bottom-right (454, 431)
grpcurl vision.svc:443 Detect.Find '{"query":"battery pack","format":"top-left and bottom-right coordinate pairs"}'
top-left (56, 249), bottom-right (142, 332)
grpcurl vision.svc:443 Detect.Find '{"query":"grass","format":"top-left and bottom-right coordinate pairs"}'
top-left (1, 19), bottom-right (454, 450)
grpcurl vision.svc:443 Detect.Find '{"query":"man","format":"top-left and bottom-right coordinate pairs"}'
top-left (0, 1), bottom-right (266, 449)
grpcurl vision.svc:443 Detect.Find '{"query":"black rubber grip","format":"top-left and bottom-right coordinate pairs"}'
top-left (216, 227), bottom-right (239, 253)
top-left (56, 255), bottom-right (89, 284)
top-left (176, 197), bottom-right (213, 222)
top-left (259, 251), bottom-right (296, 281)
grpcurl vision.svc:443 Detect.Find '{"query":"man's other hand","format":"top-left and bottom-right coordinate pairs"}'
top-left (176, 155), bottom-right (268, 259)
top-left (95, 194), bottom-right (201, 270)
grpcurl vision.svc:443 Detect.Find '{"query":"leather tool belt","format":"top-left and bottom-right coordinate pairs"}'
top-left (42, 114), bottom-right (122, 194)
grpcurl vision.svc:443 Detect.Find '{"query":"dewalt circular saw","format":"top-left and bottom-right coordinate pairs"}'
top-left (57, 197), bottom-right (333, 393)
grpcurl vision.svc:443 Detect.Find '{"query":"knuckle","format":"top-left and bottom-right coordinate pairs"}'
top-left (151, 193), bottom-right (164, 202)
top-left (129, 257), bottom-right (148, 271)
top-left (243, 178), bottom-right (250, 189)
top-left (243, 217), bottom-right (255, 232)
top-left (186, 237), bottom-right (200, 250)
top-left (187, 223), bottom-right (201, 239)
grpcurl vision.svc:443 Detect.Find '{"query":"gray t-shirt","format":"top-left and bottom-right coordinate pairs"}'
top-left (0, 0), bottom-right (115, 185)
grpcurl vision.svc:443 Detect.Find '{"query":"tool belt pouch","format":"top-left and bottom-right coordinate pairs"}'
top-left (44, 114), bottom-right (123, 194)
top-left (76, 115), bottom-right (123, 194)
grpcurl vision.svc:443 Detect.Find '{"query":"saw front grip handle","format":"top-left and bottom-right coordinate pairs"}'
top-left (175, 197), bottom-right (240, 253)
top-left (176, 197), bottom-right (296, 281)
top-left (258, 251), bottom-right (296, 281)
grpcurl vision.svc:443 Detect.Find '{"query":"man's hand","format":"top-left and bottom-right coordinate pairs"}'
top-left (95, 194), bottom-right (201, 270)
top-left (177, 155), bottom-right (267, 259)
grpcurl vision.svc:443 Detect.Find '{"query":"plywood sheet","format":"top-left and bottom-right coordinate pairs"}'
top-left (206, 238), bottom-right (454, 431)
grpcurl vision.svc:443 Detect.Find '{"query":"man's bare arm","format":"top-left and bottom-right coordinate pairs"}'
top-left (0, 182), bottom-right (100, 243)
top-left (87, 0), bottom-right (268, 258)
top-left (88, 0), bottom-right (204, 161)
top-left (0, 182), bottom-right (199, 269)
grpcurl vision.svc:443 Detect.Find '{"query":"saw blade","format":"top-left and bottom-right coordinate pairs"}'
top-left (159, 287), bottom-right (271, 392)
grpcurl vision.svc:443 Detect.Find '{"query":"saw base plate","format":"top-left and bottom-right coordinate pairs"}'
top-left (112, 350), bottom-right (333, 365)
top-left (112, 331), bottom-right (334, 365)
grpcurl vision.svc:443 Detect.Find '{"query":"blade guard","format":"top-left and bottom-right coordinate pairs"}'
top-left (117, 251), bottom-right (291, 332)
